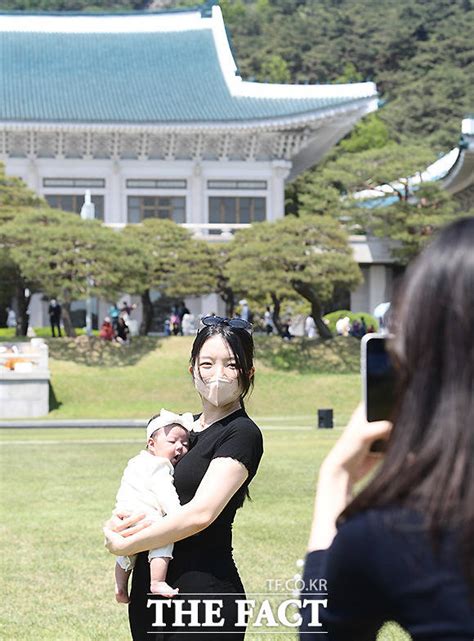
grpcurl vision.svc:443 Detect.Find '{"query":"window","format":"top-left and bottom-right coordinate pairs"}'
top-left (43, 178), bottom-right (105, 188)
top-left (126, 179), bottom-right (186, 189)
top-left (209, 197), bottom-right (266, 227)
top-left (45, 194), bottom-right (104, 220)
top-left (127, 196), bottom-right (186, 224)
top-left (207, 180), bottom-right (267, 190)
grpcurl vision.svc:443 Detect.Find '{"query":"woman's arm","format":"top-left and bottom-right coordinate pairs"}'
top-left (104, 457), bottom-right (248, 556)
top-left (307, 404), bottom-right (392, 552)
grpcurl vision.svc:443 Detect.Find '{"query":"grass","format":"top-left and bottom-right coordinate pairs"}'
top-left (0, 334), bottom-right (411, 639)
top-left (0, 427), bottom-right (410, 641)
top-left (2, 333), bottom-right (362, 423)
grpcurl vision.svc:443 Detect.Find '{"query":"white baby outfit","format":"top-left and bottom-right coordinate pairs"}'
top-left (115, 449), bottom-right (181, 571)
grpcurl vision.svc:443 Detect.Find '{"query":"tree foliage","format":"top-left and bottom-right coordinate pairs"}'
top-left (355, 183), bottom-right (459, 264)
top-left (2, 207), bottom-right (137, 336)
top-left (226, 216), bottom-right (362, 338)
top-left (0, 165), bottom-right (46, 334)
top-left (122, 220), bottom-right (217, 334)
top-left (217, 0), bottom-right (473, 151)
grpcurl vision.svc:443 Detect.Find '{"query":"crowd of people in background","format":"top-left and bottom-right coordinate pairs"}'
top-left (4, 298), bottom-right (378, 342)
top-left (335, 315), bottom-right (376, 338)
top-left (164, 303), bottom-right (195, 336)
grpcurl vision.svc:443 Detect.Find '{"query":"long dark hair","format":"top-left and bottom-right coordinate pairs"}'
top-left (341, 217), bottom-right (474, 590)
top-left (190, 323), bottom-right (255, 403)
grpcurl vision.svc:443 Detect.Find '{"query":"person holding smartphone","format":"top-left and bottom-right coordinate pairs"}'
top-left (300, 217), bottom-right (474, 640)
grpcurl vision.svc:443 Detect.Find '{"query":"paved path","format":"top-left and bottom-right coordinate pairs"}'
top-left (0, 419), bottom-right (147, 429)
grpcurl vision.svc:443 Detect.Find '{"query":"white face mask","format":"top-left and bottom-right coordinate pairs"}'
top-left (194, 375), bottom-right (241, 407)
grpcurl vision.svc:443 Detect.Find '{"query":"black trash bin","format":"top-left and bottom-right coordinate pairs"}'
top-left (318, 409), bottom-right (333, 429)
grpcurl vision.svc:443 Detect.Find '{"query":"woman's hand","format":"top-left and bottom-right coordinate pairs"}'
top-left (307, 403), bottom-right (392, 552)
top-left (104, 526), bottom-right (135, 555)
top-left (322, 403), bottom-right (392, 484)
top-left (107, 511), bottom-right (151, 538)
top-left (103, 511), bottom-right (153, 556)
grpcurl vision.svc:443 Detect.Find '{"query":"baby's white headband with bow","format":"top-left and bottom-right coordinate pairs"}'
top-left (146, 408), bottom-right (195, 440)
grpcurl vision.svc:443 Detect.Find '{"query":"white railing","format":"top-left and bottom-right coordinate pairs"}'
top-left (181, 223), bottom-right (251, 239)
top-left (105, 222), bottom-right (252, 240)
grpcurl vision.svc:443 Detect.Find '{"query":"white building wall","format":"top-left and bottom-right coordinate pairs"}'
top-left (350, 267), bottom-right (370, 313)
top-left (4, 157), bottom-right (282, 226)
top-left (351, 265), bottom-right (393, 315)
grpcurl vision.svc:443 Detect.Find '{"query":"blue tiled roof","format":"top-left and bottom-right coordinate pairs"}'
top-left (0, 28), bottom-right (372, 124)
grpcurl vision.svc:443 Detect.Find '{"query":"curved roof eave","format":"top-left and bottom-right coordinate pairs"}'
top-left (0, 96), bottom-right (379, 133)
top-left (209, 5), bottom-right (377, 102)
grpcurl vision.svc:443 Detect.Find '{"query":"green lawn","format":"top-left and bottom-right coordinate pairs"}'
top-left (2, 333), bottom-right (362, 423)
top-left (0, 426), bottom-right (410, 641)
top-left (0, 335), bottom-right (410, 639)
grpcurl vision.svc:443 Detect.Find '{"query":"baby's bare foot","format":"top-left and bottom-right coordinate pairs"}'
top-left (150, 580), bottom-right (179, 598)
top-left (115, 586), bottom-right (130, 604)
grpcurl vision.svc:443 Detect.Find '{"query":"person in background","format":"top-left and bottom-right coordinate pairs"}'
top-left (170, 308), bottom-right (181, 336)
top-left (359, 316), bottom-right (367, 337)
top-left (116, 316), bottom-right (130, 345)
top-left (264, 306), bottom-right (274, 335)
top-left (181, 312), bottom-right (196, 336)
top-left (282, 320), bottom-right (293, 341)
top-left (373, 301), bottom-right (391, 334)
top-left (335, 316), bottom-right (351, 336)
top-left (305, 315), bottom-right (317, 339)
top-left (6, 306), bottom-right (16, 329)
top-left (99, 316), bottom-right (115, 341)
top-left (48, 298), bottom-right (62, 338)
top-left (239, 299), bottom-right (250, 323)
top-left (177, 302), bottom-right (190, 335)
top-left (300, 217), bottom-right (474, 640)
top-left (120, 301), bottom-right (137, 323)
top-left (349, 319), bottom-right (360, 337)
top-left (109, 303), bottom-right (120, 332)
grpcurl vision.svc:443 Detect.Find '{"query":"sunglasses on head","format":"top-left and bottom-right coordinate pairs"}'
top-left (200, 315), bottom-right (253, 332)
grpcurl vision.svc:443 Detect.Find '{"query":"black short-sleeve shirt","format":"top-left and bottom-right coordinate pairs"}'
top-left (171, 408), bottom-right (264, 554)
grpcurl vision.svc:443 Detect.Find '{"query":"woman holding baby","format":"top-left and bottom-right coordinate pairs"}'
top-left (105, 315), bottom-right (264, 640)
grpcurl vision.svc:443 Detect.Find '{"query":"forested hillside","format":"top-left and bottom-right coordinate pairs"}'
top-left (220, 0), bottom-right (473, 152)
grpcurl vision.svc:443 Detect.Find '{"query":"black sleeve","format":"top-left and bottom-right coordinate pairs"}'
top-left (300, 514), bottom-right (386, 641)
top-left (300, 550), bottom-right (329, 640)
top-left (212, 418), bottom-right (263, 480)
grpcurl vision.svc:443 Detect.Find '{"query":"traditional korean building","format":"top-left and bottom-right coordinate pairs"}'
top-left (0, 3), bottom-right (379, 329)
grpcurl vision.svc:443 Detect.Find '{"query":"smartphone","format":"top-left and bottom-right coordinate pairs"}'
top-left (361, 334), bottom-right (396, 451)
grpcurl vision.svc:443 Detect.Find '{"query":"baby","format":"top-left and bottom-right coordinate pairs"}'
top-left (113, 408), bottom-right (193, 603)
